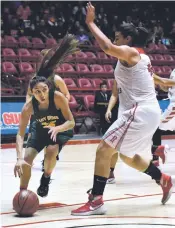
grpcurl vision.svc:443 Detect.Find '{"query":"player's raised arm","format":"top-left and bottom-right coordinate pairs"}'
top-left (85, 2), bottom-right (139, 64)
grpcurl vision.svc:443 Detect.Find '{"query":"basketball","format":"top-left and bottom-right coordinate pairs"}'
top-left (13, 190), bottom-right (39, 216)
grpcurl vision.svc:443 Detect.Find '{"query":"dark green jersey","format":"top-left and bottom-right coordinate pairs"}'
top-left (32, 90), bottom-right (66, 130)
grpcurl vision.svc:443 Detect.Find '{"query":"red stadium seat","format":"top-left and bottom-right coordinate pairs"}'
top-left (63, 78), bottom-right (77, 88)
top-left (76, 64), bottom-right (90, 73)
top-left (83, 95), bottom-right (99, 132)
top-left (152, 54), bottom-right (165, 65)
top-left (30, 50), bottom-right (42, 62)
top-left (91, 78), bottom-right (103, 88)
top-left (90, 64), bottom-right (104, 73)
top-left (148, 43), bottom-right (159, 51)
top-left (74, 51), bottom-right (87, 63)
top-left (45, 38), bottom-right (57, 48)
top-left (97, 52), bottom-right (110, 63)
top-left (161, 66), bottom-right (172, 76)
top-left (18, 48), bottom-right (32, 61)
top-left (107, 79), bottom-right (114, 89)
top-left (32, 38), bottom-right (45, 49)
top-left (2, 48), bottom-right (18, 61)
top-left (84, 95), bottom-right (95, 111)
top-left (2, 62), bottom-right (18, 74)
top-left (69, 95), bottom-right (79, 110)
top-left (157, 44), bottom-right (168, 53)
top-left (152, 66), bottom-right (162, 74)
top-left (18, 62), bottom-right (35, 76)
top-left (19, 36), bottom-right (32, 48)
top-left (148, 54), bottom-right (155, 61)
top-left (60, 63), bottom-right (75, 73)
top-left (2, 62), bottom-right (26, 90)
top-left (103, 64), bottom-right (114, 73)
top-left (85, 51), bottom-right (97, 63)
top-left (4, 35), bottom-right (18, 48)
top-left (77, 78), bottom-right (93, 88)
top-left (163, 55), bottom-right (175, 65)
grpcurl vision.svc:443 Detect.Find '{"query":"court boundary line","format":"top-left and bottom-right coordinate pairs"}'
top-left (2, 216), bottom-right (175, 227)
top-left (1, 192), bottom-right (174, 215)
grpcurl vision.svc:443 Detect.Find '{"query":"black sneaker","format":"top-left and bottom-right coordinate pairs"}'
top-left (37, 174), bottom-right (51, 197)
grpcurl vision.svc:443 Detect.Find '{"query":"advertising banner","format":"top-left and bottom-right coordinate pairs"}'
top-left (1, 102), bottom-right (29, 135)
top-left (0, 99), bottom-right (170, 135)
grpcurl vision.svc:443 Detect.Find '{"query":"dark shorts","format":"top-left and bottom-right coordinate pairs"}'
top-left (26, 122), bottom-right (73, 153)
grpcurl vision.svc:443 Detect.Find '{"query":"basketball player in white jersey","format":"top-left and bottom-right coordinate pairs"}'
top-left (107, 73), bottom-right (175, 183)
top-left (150, 69), bottom-right (175, 167)
top-left (71, 2), bottom-right (174, 216)
top-left (159, 69), bottom-right (175, 131)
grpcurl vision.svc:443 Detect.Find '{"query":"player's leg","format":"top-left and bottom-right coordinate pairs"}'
top-left (37, 144), bottom-right (58, 197)
top-left (107, 152), bottom-right (118, 184)
top-left (72, 139), bottom-right (116, 215)
top-left (151, 127), bottom-right (168, 166)
top-left (20, 147), bottom-right (38, 190)
top-left (41, 147), bottom-right (59, 172)
top-left (119, 152), bottom-right (173, 204)
top-left (38, 130), bottom-right (73, 197)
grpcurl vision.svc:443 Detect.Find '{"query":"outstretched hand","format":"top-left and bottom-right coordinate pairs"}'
top-left (86, 2), bottom-right (95, 24)
top-left (44, 126), bottom-right (60, 142)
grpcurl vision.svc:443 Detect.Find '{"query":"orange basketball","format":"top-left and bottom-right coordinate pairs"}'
top-left (13, 190), bottom-right (39, 216)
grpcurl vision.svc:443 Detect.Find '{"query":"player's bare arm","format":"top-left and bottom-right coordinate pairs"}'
top-left (153, 73), bottom-right (175, 87)
top-left (16, 101), bottom-right (33, 159)
top-left (54, 91), bottom-right (75, 131)
top-left (54, 74), bottom-right (71, 101)
top-left (85, 2), bottom-right (139, 65)
top-left (106, 80), bottom-right (118, 123)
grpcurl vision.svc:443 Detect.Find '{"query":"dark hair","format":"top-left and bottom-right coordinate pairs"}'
top-left (100, 81), bottom-right (107, 88)
top-left (37, 34), bottom-right (80, 79)
top-left (30, 76), bottom-right (49, 91)
top-left (118, 23), bottom-right (149, 47)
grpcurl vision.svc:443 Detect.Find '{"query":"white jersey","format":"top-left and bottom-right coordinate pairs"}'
top-left (168, 69), bottom-right (175, 103)
top-left (114, 54), bottom-right (157, 113)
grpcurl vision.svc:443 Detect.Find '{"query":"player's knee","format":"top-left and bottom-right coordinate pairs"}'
top-left (96, 140), bottom-right (113, 160)
top-left (24, 155), bottom-right (34, 165)
top-left (45, 145), bottom-right (58, 159)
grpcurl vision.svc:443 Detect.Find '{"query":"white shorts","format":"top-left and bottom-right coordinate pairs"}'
top-left (103, 102), bottom-right (161, 158)
top-left (159, 102), bottom-right (175, 131)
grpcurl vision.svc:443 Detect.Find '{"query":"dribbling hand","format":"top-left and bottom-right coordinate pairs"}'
top-left (105, 110), bottom-right (112, 123)
top-left (86, 2), bottom-right (95, 24)
top-left (44, 126), bottom-right (60, 142)
top-left (14, 159), bottom-right (31, 178)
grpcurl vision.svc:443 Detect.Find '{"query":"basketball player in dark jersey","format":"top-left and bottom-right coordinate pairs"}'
top-left (27, 74), bottom-right (71, 171)
top-left (26, 36), bottom-right (77, 171)
top-left (14, 76), bottom-right (74, 197)
top-left (14, 34), bottom-right (79, 197)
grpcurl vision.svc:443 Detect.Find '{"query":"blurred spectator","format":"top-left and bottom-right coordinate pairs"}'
top-left (1, 1), bottom-right (175, 44)
top-left (170, 22), bottom-right (175, 44)
top-left (16, 2), bottom-right (31, 20)
top-left (94, 81), bottom-right (111, 134)
top-left (153, 22), bottom-right (164, 43)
